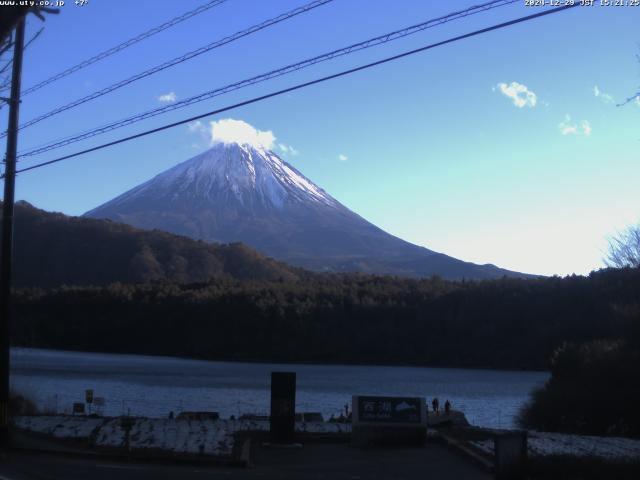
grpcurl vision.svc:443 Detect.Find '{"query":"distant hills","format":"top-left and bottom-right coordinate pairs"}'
top-left (4, 201), bottom-right (302, 287)
top-left (85, 141), bottom-right (532, 280)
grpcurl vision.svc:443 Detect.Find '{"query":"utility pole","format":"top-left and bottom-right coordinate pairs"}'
top-left (0, 16), bottom-right (25, 449)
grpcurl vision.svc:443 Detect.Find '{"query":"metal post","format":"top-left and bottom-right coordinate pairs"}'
top-left (0, 17), bottom-right (25, 449)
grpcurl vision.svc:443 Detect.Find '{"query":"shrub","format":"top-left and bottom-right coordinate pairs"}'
top-left (9, 390), bottom-right (38, 416)
top-left (519, 339), bottom-right (640, 437)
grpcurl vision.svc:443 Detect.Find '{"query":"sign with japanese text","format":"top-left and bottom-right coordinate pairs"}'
top-left (353, 395), bottom-right (426, 425)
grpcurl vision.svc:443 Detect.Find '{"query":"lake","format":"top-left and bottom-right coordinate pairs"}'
top-left (10, 348), bottom-right (548, 429)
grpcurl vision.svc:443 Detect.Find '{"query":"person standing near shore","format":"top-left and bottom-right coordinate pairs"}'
top-left (432, 398), bottom-right (439, 414)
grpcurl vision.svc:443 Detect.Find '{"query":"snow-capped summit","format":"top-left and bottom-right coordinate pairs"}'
top-left (85, 122), bottom-right (528, 280)
top-left (100, 142), bottom-right (336, 213)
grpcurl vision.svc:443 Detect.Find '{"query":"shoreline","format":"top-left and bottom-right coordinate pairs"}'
top-left (9, 346), bottom-right (551, 375)
top-left (12, 414), bottom-right (640, 465)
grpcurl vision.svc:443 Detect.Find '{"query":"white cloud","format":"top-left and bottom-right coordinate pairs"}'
top-left (186, 120), bottom-right (209, 148)
top-left (558, 115), bottom-right (577, 135)
top-left (158, 92), bottom-right (177, 103)
top-left (187, 120), bottom-right (205, 133)
top-left (277, 143), bottom-right (299, 156)
top-left (187, 119), bottom-right (286, 151)
top-left (558, 114), bottom-right (592, 136)
top-left (635, 95), bottom-right (640, 107)
top-left (338, 154), bottom-right (348, 162)
top-left (209, 118), bottom-right (275, 149)
top-left (496, 81), bottom-right (537, 108)
top-left (593, 85), bottom-right (614, 104)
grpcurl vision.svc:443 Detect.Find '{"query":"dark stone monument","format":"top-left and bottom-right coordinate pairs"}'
top-left (270, 372), bottom-right (296, 444)
top-left (494, 431), bottom-right (528, 480)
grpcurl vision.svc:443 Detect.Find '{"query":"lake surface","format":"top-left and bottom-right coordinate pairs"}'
top-left (10, 348), bottom-right (548, 429)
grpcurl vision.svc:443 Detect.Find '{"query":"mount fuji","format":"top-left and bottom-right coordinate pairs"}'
top-left (85, 141), bottom-right (527, 279)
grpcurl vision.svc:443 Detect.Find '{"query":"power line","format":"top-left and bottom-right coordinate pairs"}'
top-left (17, 0), bottom-right (518, 158)
top-left (8, 0), bottom-right (230, 97)
top-left (10, 4), bottom-right (578, 177)
top-left (23, 26), bottom-right (44, 51)
top-left (0, 28), bottom-right (42, 77)
top-left (3, 0), bottom-right (335, 139)
top-left (0, 27), bottom-right (43, 110)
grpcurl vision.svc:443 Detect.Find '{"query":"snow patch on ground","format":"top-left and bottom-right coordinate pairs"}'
top-left (14, 416), bottom-right (351, 458)
top-left (471, 431), bottom-right (640, 461)
top-left (94, 418), bottom-right (125, 447)
top-left (125, 418), bottom-right (233, 455)
top-left (13, 415), bottom-right (104, 439)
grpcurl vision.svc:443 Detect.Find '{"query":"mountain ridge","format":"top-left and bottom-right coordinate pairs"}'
top-left (85, 141), bottom-right (533, 280)
top-left (4, 200), bottom-right (303, 287)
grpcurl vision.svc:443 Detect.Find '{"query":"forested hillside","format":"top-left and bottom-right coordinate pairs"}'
top-left (12, 267), bottom-right (640, 370)
top-left (4, 201), bottom-right (302, 286)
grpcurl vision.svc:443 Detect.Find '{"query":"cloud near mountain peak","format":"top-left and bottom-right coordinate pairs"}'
top-left (210, 119), bottom-right (276, 149)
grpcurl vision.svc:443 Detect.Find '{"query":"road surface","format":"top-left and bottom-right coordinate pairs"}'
top-left (0, 443), bottom-right (492, 479)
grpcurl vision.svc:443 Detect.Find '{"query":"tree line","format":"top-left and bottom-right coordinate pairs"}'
top-left (11, 267), bottom-right (640, 371)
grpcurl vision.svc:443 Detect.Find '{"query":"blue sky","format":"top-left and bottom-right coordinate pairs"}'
top-left (2, 0), bottom-right (639, 276)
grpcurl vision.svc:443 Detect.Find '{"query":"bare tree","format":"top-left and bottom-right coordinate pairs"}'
top-left (0, 6), bottom-right (57, 90)
top-left (606, 223), bottom-right (640, 268)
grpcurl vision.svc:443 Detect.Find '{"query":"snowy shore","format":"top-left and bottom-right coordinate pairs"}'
top-left (15, 415), bottom-right (640, 462)
top-left (471, 431), bottom-right (640, 461)
top-left (13, 415), bottom-right (351, 458)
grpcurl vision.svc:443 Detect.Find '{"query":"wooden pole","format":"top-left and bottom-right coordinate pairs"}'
top-left (0, 16), bottom-right (25, 449)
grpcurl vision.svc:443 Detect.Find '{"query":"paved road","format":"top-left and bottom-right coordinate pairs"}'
top-left (0, 443), bottom-right (492, 479)
top-left (0, 452), bottom-right (240, 480)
